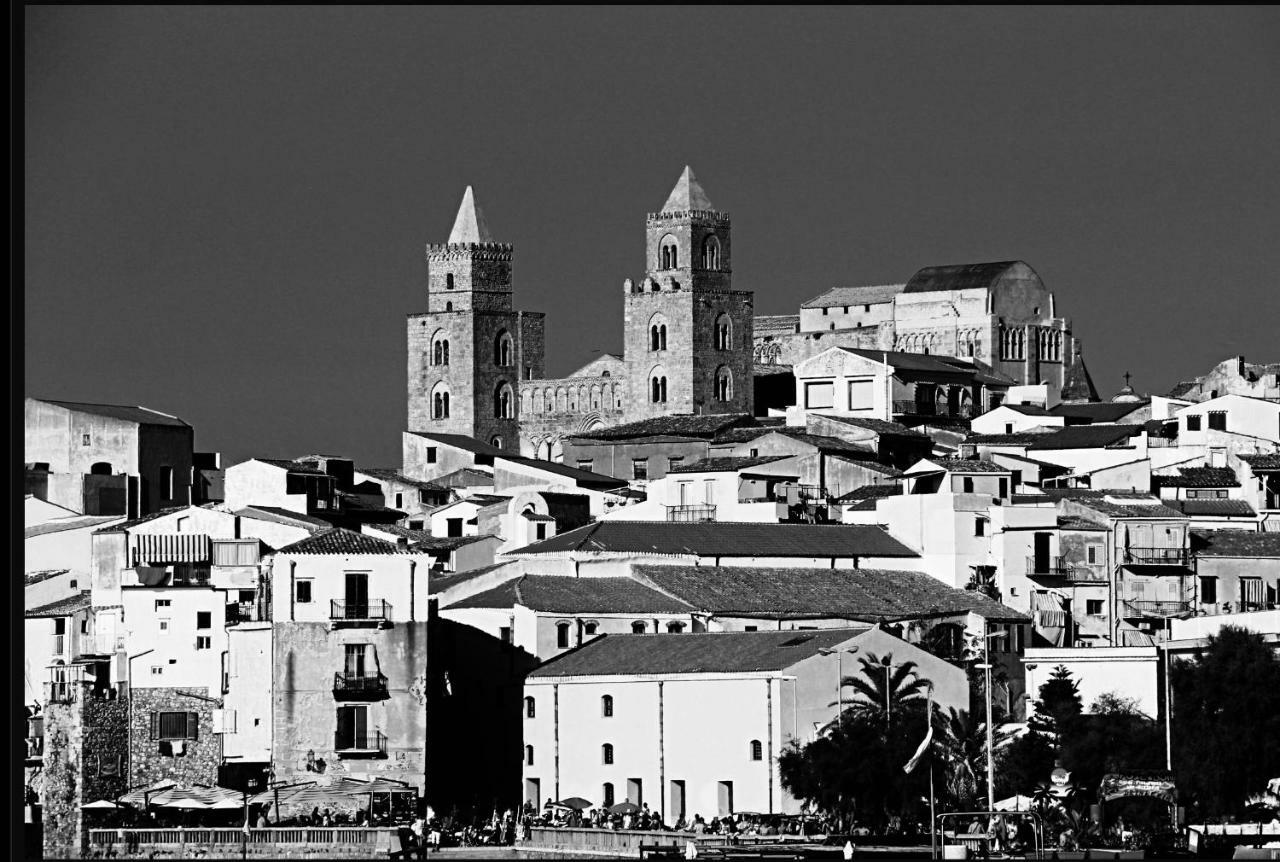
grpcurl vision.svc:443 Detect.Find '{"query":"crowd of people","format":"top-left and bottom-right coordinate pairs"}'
top-left (521, 799), bottom-right (819, 838)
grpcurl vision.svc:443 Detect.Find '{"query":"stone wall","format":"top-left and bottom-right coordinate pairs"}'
top-left (128, 687), bottom-right (221, 790)
top-left (43, 686), bottom-right (130, 859)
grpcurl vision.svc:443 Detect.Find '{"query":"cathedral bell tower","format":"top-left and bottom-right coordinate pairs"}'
top-left (623, 167), bottom-right (754, 420)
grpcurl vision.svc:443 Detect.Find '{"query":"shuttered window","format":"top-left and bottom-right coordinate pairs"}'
top-left (152, 711), bottom-right (199, 740)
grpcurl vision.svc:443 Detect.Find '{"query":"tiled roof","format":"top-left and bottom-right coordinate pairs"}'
top-left (26, 591), bottom-right (92, 618)
top-left (31, 398), bottom-right (190, 427)
top-left (1048, 401), bottom-right (1149, 423)
top-left (253, 458), bottom-right (330, 476)
top-left (1240, 454), bottom-right (1280, 471)
top-left (966, 431), bottom-right (1058, 445)
top-left (406, 432), bottom-right (505, 457)
top-left (902, 261), bottom-right (1024, 295)
top-left (449, 575), bottom-right (695, 613)
top-left (1025, 425), bottom-right (1143, 451)
top-left (818, 415), bottom-right (929, 438)
top-left (933, 458), bottom-right (1011, 473)
top-left (769, 430), bottom-right (884, 457)
top-left (1171, 500), bottom-right (1256, 517)
top-left (234, 506), bottom-right (333, 531)
top-left (1000, 404), bottom-right (1053, 416)
top-left (668, 456), bottom-right (790, 474)
top-left (1043, 489), bottom-right (1186, 520)
top-left (801, 284), bottom-right (907, 309)
top-left (25, 570), bottom-right (71, 586)
top-left (843, 349), bottom-right (973, 375)
top-left (833, 484), bottom-right (902, 504)
top-left (712, 427), bottom-right (774, 444)
top-left (1153, 467), bottom-right (1240, 488)
top-left (25, 515), bottom-right (122, 538)
top-left (510, 521), bottom-right (918, 558)
top-left (637, 565), bottom-right (1029, 622)
top-left (428, 562), bottom-right (515, 595)
top-left (572, 414), bottom-right (758, 441)
top-left (499, 456), bottom-right (626, 487)
top-left (94, 505), bottom-right (194, 534)
top-left (752, 365), bottom-right (794, 377)
top-left (1056, 516), bottom-right (1109, 532)
top-left (277, 527), bottom-right (410, 555)
top-left (1191, 530), bottom-right (1280, 557)
top-left (356, 469), bottom-right (446, 491)
top-left (529, 629), bottom-right (873, 678)
top-left (753, 315), bottom-right (800, 336)
top-left (433, 468), bottom-right (495, 488)
top-left (366, 524), bottom-right (494, 550)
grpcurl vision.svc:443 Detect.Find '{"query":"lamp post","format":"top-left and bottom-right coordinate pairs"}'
top-left (977, 628), bottom-right (1008, 813)
top-left (818, 646), bottom-right (859, 729)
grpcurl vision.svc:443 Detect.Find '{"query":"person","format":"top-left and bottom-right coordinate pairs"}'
top-left (692, 815), bottom-right (706, 835)
top-left (311, 806), bottom-right (321, 824)
top-left (255, 812), bottom-right (268, 829)
top-left (322, 808), bottom-right (333, 827)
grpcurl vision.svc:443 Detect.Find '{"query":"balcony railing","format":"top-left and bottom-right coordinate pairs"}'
top-left (333, 671), bottom-right (389, 700)
top-left (1122, 600), bottom-right (1193, 618)
top-left (225, 601), bottom-right (262, 625)
top-left (334, 729), bottom-right (388, 756)
top-left (893, 400), bottom-right (974, 419)
top-left (75, 634), bottom-right (121, 658)
top-left (1121, 547), bottom-right (1190, 566)
top-left (665, 504), bottom-right (717, 522)
top-left (1026, 556), bottom-right (1071, 576)
top-left (329, 600), bottom-right (392, 623)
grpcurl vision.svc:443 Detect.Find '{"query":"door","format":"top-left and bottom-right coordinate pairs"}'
top-left (627, 778), bottom-right (643, 806)
top-left (669, 780), bottom-right (686, 821)
top-left (447, 518), bottom-right (464, 537)
top-left (336, 705), bottom-right (362, 749)
top-left (525, 779), bottom-right (540, 808)
top-left (345, 573), bottom-right (369, 620)
top-left (1033, 532), bottom-right (1052, 574)
top-left (345, 644), bottom-right (367, 677)
top-left (717, 781), bottom-right (734, 816)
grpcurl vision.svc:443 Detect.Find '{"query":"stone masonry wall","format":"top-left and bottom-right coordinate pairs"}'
top-left (128, 687), bottom-right (221, 790)
top-left (43, 687), bottom-right (130, 859)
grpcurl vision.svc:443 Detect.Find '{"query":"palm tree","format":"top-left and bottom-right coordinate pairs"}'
top-left (937, 707), bottom-right (985, 809)
top-left (842, 652), bottom-right (931, 720)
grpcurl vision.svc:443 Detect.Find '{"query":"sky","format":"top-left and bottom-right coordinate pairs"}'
top-left (24, 6), bottom-right (1280, 466)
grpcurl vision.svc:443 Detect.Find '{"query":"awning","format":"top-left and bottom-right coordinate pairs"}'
top-left (133, 533), bottom-right (210, 565)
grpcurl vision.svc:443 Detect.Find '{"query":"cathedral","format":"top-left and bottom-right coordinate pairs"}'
top-left (406, 168), bottom-right (1095, 461)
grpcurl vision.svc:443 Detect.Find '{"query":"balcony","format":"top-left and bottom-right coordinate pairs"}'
top-left (225, 601), bottom-right (265, 626)
top-left (333, 671), bottom-right (389, 700)
top-left (665, 504), bottom-right (717, 522)
top-left (1121, 547), bottom-right (1190, 566)
top-left (74, 634), bottom-right (121, 660)
top-left (329, 600), bottom-right (392, 628)
top-left (893, 400), bottom-right (974, 419)
top-left (334, 729), bottom-right (388, 758)
top-left (1122, 600), bottom-right (1193, 619)
top-left (1026, 556), bottom-right (1071, 577)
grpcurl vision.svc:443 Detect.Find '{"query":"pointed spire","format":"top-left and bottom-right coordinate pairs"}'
top-left (660, 166), bottom-right (715, 213)
top-left (447, 185), bottom-right (494, 244)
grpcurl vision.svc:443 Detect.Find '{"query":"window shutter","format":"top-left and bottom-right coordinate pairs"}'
top-left (187, 711), bottom-right (199, 740)
top-left (150, 712), bottom-right (159, 740)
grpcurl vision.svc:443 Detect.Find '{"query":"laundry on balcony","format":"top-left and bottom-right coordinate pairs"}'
top-left (132, 533), bottom-right (211, 565)
top-left (1032, 591), bottom-right (1068, 646)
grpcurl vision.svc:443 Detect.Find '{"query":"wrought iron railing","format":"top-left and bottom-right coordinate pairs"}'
top-left (1121, 547), bottom-right (1190, 566)
top-left (329, 600), bottom-right (392, 622)
top-left (333, 671), bottom-right (389, 699)
top-left (334, 729), bottom-right (388, 754)
top-left (1026, 556), bottom-right (1071, 576)
top-left (1122, 600), bottom-right (1193, 618)
top-left (665, 504), bottom-right (716, 522)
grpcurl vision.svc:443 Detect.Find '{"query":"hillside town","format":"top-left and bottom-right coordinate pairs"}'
top-left (23, 169), bottom-right (1280, 860)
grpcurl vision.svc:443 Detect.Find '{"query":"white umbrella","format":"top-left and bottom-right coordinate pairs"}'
top-left (82, 799), bottom-right (123, 809)
top-left (993, 794), bottom-right (1036, 811)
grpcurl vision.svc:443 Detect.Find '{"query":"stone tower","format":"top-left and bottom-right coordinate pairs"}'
top-left (406, 187), bottom-right (545, 449)
top-left (623, 167), bottom-right (754, 421)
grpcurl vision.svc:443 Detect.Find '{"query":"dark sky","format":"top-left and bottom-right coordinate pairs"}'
top-left (25, 7), bottom-right (1280, 466)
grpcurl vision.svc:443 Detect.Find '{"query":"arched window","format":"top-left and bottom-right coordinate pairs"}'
top-left (650, 374), bottom-right (668, 404)
top-left (556, 622), bottom-right (571, 649)
top-left (715, 366), bottom-right (733, 402)
top-left (602, 744), bottom-right (614, 765)
top-left (702, 235), bottom-right (721, 270)
top-left (491, 436), bottom-right (503, 449)
top-left (494, 383), bottom-right (514, 419)
top-left (432, 334), bottom-right (450, 366)
top-left (666, 622), bottom-right (684, 633)
top-left (584, 621), bottom-right (598, 635)
top-left (432, 384), bottom-right (450, 420)
top-left (650, 326), bottom-right (660, 351)
top-left (659, 234), bottom-right (678, 270)
top-left (445, 273), bottom-right (454, 290)
top-left (494, 331), bottom-right (513, 367)
top-left (90, 462), bottom-right (113, 475)
top-left (525, 745), bottom-right (534, 766)
top-left (602, 695), bottom-right (614, 717)
top-left (631, 621), bottom-right (647, 634)
top-left (445, 301), bottom-right (453, 312)
top-left (602, 783), bottom-right (615, 807)
top-left (659, 325), bottom-right (667, 350)
top-left (750, 740), bottom-right (763, 761)
top-left (525, 696), bottom-right (536, 718)
top-left (544, 392), bottom-right (553, 414)
top-left (715, 314), bottom-right (732, 351)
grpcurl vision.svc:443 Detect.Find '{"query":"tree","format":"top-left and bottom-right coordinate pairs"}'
top-left (995, 729), bottom-right (1057, 799)
top-left (1171, 626), bottom-right (1280, 818)
top-left (842, 652), bottom-right (930, 720)
top-left (937, 706), bottom-right (985, 810)
top-left (1029, 665), bottom-right (1083, 747)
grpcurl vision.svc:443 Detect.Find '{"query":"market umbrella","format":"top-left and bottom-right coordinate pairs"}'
top-left (153, 787), bottom-right (215, 810)
top-left (608, 801), bottom-right (642, 815)
top-left (248, 782), bottom-right (315, 806)
top-left (82, 799), bottom-right (123, 809)
top-left (120, 780), bottom-right (177, 807)
top-left (994, 794), bottom-right (1036, 812)
top-left (554, 798), bottom-right (592, 811)
top-left (206, 787), bottom-right (248, 810)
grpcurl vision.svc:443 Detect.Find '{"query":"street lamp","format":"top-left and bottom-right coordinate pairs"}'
top-left (818, 646), bottom-right (859, 729)
top-left (976, 628), bottom-right (1008, 813)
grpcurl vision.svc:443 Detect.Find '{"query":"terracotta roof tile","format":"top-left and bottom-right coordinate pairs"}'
top-left (277, 527), bottom-right (410, 555)
top-left (510, 521), bottom-right (918, 558)
top-left (449, 575), bottom-right (695, 613)
top-left (1192, 529), bottom-right (1280, 557)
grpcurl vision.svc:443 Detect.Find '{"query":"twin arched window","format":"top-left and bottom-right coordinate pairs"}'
top-left (494, 331), bottom-right (513, 367)
top-left (715, 314), bottom-right (732, 351)
top-left (651, 375), bottom-right (668, 404)
top-left (659, 235), bottom-right (679, 270)
top-left (666, 622), bottom-right (685, 633)
top-left (432, 335), bottom-right (450, 366)
top-left (715, 366), bottom-right (733, 402)
top-left (702, 235), bottom-right (721, 270)
top-left (432, 384), bottom-right (450, 420)
top-left (631, 621), bottom-right (647, 634)
top-left (494, 383), bottom-right (514, 419)
top-left (650, 323), bottom-right (668, 352)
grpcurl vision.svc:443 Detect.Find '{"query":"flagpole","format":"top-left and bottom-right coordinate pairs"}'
top-left (927, 685), bottom-right (936, 861)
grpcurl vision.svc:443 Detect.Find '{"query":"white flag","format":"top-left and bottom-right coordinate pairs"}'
top-left (903, 723), bottom-right (933, 774)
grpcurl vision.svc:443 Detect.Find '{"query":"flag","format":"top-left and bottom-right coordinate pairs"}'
top-left (902, 721), bottom-right (933, 774)
top-left (443, 672), bottom-right (452, 696)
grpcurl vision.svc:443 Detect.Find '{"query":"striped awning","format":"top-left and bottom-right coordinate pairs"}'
top-left (133, 533), bottom-right (210, 565)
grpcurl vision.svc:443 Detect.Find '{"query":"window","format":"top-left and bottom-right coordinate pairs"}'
top-left (495, 331), bottom-right (513, 367)
top-left (196, 612), bottom-right (211, 629)
top-left (666, 622), bottom-right (685, 633)
top-left (1087, 545), bottom-right (1098, 564)
top-left (715, 314), bottom-right (732, 350)
top-left (822, 307), bottom-right (829, 316)
top-left (151, 666), bottom-right (164, 676)
top-left (394, 492), bottom-right (404, 509)
top-left (602, 695), bottom-right (614, 717)
top-left (998, 478), bottom-right (1008, 498)
top-left (152, 711), bottom-right (198, 740)
top-left (500, 626), bottom-right (512, 644)
top-left (1200, 576), bottom-right (1218, 605)
top-left (160, 466), bottom-right (174, 500)
top-left (848, 379), bottom-right (873, 407)
top-left (650, 375), bottom-right (668, 403)
top-left (159, 619), bottom-right (170, 632)
top-left (632, 621), bottom-right (647, 634)
top-left (584, 621), bottom-right (598, 635)
top-left (155, 599), bottom-right (171, 610)
top-left (715, 367), bottom-right (733, 402)
top-left (432, 337), bottom-right (450, 366)
top-left (744, 626), bottom-right (758, 632)
top-left (525, 745), bottom-right (534, 766)
top-left (668, 456), bottom-right (684, 471)
top-left (603, 783), bottom-right (615, 807)
top-left (702, 235), bottom-right (721, 270)
top-left (750, 740), bottom-right (763, 761)
top-left (494, 383), bottom-right (514, 419)
top-left (633, 459), bottom-right (649, 481)
top-left (556, 622), bottom-right (571, 649)
top-left (82, 433), bottom-right (91, 446)
top-left (962, 477), bottom-right (975, 493)
top-left (1207, 411), bottom-right (1227, 431)
top-left (1186, 415), bottom-right (1202, 431)
top-left (602, 744), bottom-right (614, 765)
top-left (659, 235), bottom-right (678, 270)
top-left (445, 273), bottom-right (454, 290)
top-left (804, 381), bottom-right (835, 409)
top-left (1085, 599), bottom-right (1104, 616)
top-left (491, 436), bottom-right (503, 449)
top-left (432, 387), bottom-right (451, 420)
top-left (536, 523), bottom-right (547, 540)
top-left (525, 696), bottom-right (535, 718)
top-left (196, 636), bottom-right (212, 650)
top-left (974, 517), bottom-right (987, 537)
top-left (577, 459), bottom-right (594, 471)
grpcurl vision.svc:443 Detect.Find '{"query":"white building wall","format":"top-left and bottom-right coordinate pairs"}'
top-left (1023, 647), bottom-right (1159, 717)
top-left (270, 552), bottom-right (433, 625)
top-left (222, 623), bottom-right (273, 761)
top-left (1176, 395), bottom-right (1280, 446)
top-left (224, 461), bottom-right (307, 513)
top-left (123, 587), bottom-right (229, 692)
